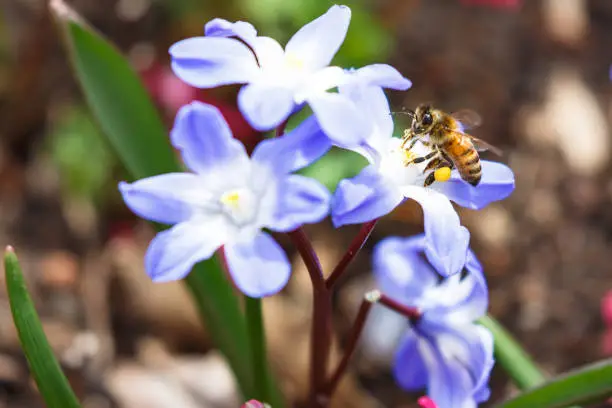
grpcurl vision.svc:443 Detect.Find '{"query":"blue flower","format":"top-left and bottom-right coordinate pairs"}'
top-left (324, 83), bottom-right (514, 276)
top-left (169, 5), bottom-right (411, 133)
top-left (119, 101), bottom-right (330, 297)
top-left (374, 235), bottom-right (494, 408)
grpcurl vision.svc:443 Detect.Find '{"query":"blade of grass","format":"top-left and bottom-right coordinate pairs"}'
top-left (4, 247), bottom-right (81, 408)
top-left (479, 314), bottom-right (546, 389)
top-left (496, 359), bottom-right (612, 408)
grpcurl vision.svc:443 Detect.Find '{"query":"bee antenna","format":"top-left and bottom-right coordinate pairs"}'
top-left (390, 108), bottom-right (415, 117)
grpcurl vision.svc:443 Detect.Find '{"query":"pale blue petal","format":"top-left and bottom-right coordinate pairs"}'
top-left (308, 92), bottom-right (372, 147)
top-left (250, 37), bottom-right (285, 69)
top-left (350, 64), bottom-right (412, 90)
top-left (267, 175), bottom-right (330, 232)
top-left (393, 331), bottom-right (428, 391)
top-left (431, 250), bottom-right (488, 320)
top-left (433, 161), bottom-right (515, 210)
top-left (170, 37), bottom-right (259, 88)
top-left (284, 5), bottom-right (351, 69)
top-left (238, 83), bottom-right (295, 131)
top-left (119, 174), bottom-right (208, 225)
top-left (171, 102), bottom-right (247, 173)
top-left (420, 337), bottom-right (476, 408)
top-left (421, 258), bottom-right (488, 329)
top-left (224, 232), bottom-right (291, 297)
top-left (332, 166), bottom-right (404, 227)
top-left (471, 326), bottom-right (495, 403)
top-left (473, 381), bottom-right (491, 403)
top-left (336, 84), bottom-right (393, 148)
top-left (251, 116), bottom-right (332, 174)
top-left (204, 18), bottom-right (257, 44)
top-left (402, 187), bottom-right (470, 277)
top-left (459, 250), bottom-right (489, 320)
top-left (417, 324), bottom-right (494, 407)
top-left (145, 218), bottom-right (228, 282)
top-left (373, 235), bottom-right (438, 302)
top-left (295, 67), bottom-right (348, 103)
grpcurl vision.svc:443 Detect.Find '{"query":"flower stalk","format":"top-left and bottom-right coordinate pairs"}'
top-left (323, 290), bottom-right (380, 398)
top-left (287, 228), bottom-right (331, 407)
top-left (378, 292), bottom-right (422, 321)
top-left (326, 219), bottom-right (379, 289)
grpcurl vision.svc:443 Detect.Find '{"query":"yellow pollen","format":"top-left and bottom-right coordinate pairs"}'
top-left (400, 149), bottom-right (416, 166)
top-left (220, 190), bottom-right (241, 208)
top-left (434, 167), bottom-right (452, 182)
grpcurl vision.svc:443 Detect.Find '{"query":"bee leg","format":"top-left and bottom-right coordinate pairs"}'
top-left (400, 129), bottom-right (414, 148)
top-left (405, 150), bottom-right (437, 165)
top-left (440, 151), bottom-right (455, 169)
top-left (401, 135), bottom-right (419, 150)
top-left (423, 172), bottom-right (436, 187)
top-left (423, 157), bottom-right (443, 173)
top-left (423, 153), bottom-right (454, 187)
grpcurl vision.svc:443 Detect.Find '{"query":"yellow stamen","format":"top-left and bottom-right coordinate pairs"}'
top-left (401, 149), bottom-right (416, 166)
top-left (220, 190), bottom-right (241, 208)
top-left (434, 167), bottom-right (452, 182)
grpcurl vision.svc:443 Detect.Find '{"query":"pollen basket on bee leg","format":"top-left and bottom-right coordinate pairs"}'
top-left (434, 167), bottom-right (452, 182)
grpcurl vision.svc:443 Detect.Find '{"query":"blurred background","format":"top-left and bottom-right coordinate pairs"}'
top-left (0, 0), bottom-right (612, 407)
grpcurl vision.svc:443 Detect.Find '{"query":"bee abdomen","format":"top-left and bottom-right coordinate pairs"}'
top-left (450, 142), bottom-right (481, 185)
top-left (460, 153), bottom-right (482, 186)
top-left (442, 137), bottom-right (482, 186)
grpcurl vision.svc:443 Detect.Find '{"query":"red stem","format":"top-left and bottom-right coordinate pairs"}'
top-left (287, 228), bottom-right (331, 407)
top-left (325, 219), bottom-right (379, 289)
top-left (275, 119), bottom-right (289, 138)
top-left (378, 293), bottom-right (421, 320)
top-left (323, 291), bottom-right (379, 398)
top-left (287, 228), bottom-right (325, 291)
top-left (322, 291), bottom-right (421, 401)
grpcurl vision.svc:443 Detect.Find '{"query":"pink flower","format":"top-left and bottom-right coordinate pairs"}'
top-left (418, 396), bottom-right (438, 408)
top-left (241, 400), bottom-right (270, 408)
top-left (600, 290), bottom-right (612, 355)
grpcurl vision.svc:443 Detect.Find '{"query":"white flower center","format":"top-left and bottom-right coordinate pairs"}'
top-left (375, 138), bottom-right (453, 188)
top-left (219, 188), bottom-right (257, 226)
top-left (376, 139), bottom-right (425, 187)
top-left (284, 53), bottom-right (306, 71)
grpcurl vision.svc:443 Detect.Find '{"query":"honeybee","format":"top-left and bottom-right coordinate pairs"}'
top-left (400, 104), bottom-right (502, 187)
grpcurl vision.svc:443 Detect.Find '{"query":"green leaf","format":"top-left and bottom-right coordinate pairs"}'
top-left (496, 359), bottom-right (612, 408)
top-left (245, 296), bottom-right (269, 402)
top-left (479, 315), bottom-right (546, 389)
top-left (50, 0), bottom-right (175, 180)
top-left (4, 247), bottom-right (81, 408)
top-left (50, 2), bottom-right (284, 405)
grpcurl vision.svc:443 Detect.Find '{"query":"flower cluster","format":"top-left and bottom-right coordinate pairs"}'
top-left (374, 235), bottom-right (493, 407)
top-left (119, 4), bottom-right (514, 406)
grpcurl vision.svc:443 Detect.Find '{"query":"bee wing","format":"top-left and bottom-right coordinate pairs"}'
top-left (451, 109), bottom-right (482, 131)
top-left (463, 134), bottom-right (503, 156)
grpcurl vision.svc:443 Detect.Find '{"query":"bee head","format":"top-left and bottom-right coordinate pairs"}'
top-left (413, 104), bottom-right (436, 134)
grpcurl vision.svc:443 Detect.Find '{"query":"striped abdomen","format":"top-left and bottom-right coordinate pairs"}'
top-left (442, 135), bottom-right (481, 186)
